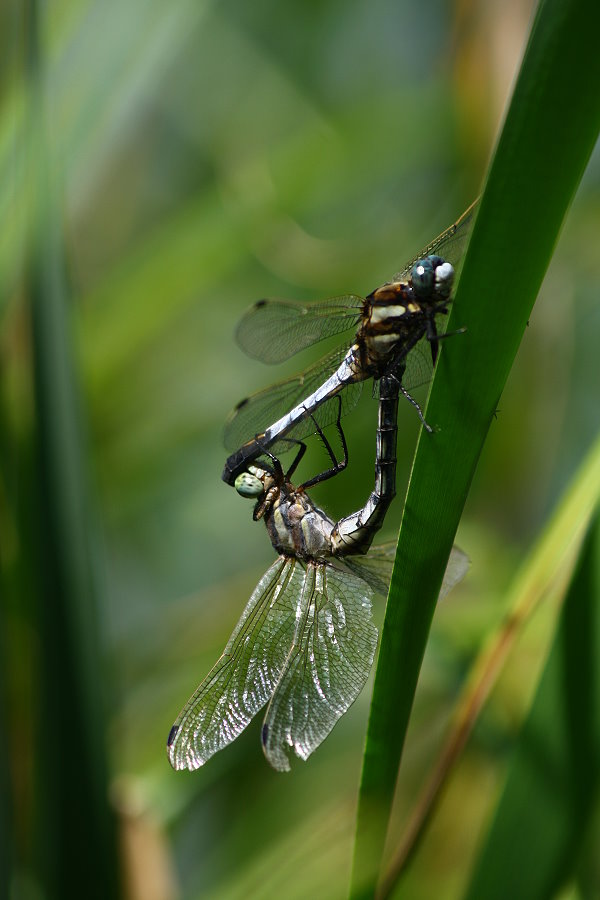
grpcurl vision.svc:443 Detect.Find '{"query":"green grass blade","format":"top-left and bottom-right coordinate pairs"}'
top-left (350, 0), bottom-right (600, 893)
top-left (0, 655), bottom-right (10, 900)
top-left (463, 509), bottom-right (600, 900)
top-left (380, 431), bottom-right (600, 895)
top-left (23, 3), bottom-right (120, 895)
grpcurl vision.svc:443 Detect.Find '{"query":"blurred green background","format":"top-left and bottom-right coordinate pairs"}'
top-left (2, 0), bottom-right (599, 897)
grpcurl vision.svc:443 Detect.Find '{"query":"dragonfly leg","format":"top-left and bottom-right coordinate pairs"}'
top-left (284, 440), bottom-right (307, 481)
top-left (427, 321), bottom-right (467, 364)
top-left (252, 437), bottom-right (286, 480)
top-left (300, 397), bottom-right (348, 490)
top-left (249, 439), bottom-right (305, 522)
top-left (426, 317), bottom-right (440, 365)
top-left (437, 325), bottom-right (467, 341)
top-left (427, 303), bottom-right (466, 361)
top-left (400, 384), bottom-right (434, 433)
top-left (252, 433), bottom-right (310, 482)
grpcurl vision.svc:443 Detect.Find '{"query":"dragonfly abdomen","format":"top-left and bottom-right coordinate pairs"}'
top-left (330, 374), bottom-right (399, 556)
top-left (262, 346), bottom-right (363, 443)
top-left (222, 345), bottom-right (365, 485)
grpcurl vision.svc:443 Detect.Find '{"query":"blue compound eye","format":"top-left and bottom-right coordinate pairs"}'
top-left (411, 258), bottom-right (435, 296)
top-left (435, 261), bottom-right (455, 298)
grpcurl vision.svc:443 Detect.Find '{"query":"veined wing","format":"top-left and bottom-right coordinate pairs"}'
top-left (262, 563), bottom-right (378, 771)
top-left (384, 329), bottom-right (438, 396)
top-left (167, 557), bottom-right (307, 771)
top-left (342, 541), bottom-right (397, 594)
top-left (439, 546), bottom-right (470, 599)
top-left (393, 199), bottom-right (478, 282)
top-left (236, 295), bottom-right (363, 364)
top-left (343, 543), bottom-right (470, 599)
top-left (223, 344), bottom-right (363, 453)
top-left (374, 302), bottom-right (462, 397)
top-left (268, 379), bottom-right (363, 455)
top-left (395, 336), bottom-right (434, 392)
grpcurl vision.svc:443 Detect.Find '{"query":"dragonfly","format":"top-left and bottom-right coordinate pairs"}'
top-left (168, 376), bottom-right (469, 771)
top-left (222, 200), bottom-right (476, 486)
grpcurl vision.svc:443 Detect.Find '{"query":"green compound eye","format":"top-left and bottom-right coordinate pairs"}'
top-left (235, 471), bottom-right (264, 498)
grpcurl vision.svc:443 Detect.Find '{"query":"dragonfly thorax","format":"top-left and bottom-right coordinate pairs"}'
top-left (361, 282), bottom-right (425, 369)
top-left (266, 487), bottom-right (335, 560)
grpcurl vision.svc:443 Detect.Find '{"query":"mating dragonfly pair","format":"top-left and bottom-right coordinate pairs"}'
top-left (167, 202), bottom-right (475, 772)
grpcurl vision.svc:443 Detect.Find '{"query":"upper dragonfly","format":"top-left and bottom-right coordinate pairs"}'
top-left (222, 200), bottom-right (476, 486)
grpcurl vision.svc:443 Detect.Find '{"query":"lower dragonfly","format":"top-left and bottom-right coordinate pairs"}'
top-left (222, 200), bottom-right (476, 486)
top-left (168, 375), bottom-right (469, 771)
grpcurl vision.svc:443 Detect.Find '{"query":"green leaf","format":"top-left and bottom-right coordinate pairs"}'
top-left (17, 3), bottom-right (121, 896)
top-left (351, 0), bottom-right (600, 894)
top-left (463, 509), bottom-right (600, 900)
top-left (379, 431), bottom-right (600, 896)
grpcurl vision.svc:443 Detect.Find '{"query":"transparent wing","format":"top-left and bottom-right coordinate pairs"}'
top-left (342, 541), bottom-right (397, 595)
top-left (223, 345), bottom-right (363, 453)
top-left (379, 331), bottom-right (435, 395)
top-left (167, 557), bottom-right (307, 771)
top-left (439, 545), bottom-right (470, 599)
top-left (398, 338), bottom-right (433, 392)
top-left (391, 313), bottom-right (460, 394)
top-left (261, 563), bottom-right (378, 771)
top-left (369, 303), bottom-right (462, 400)
top-left (235, 295), bottom-right (363, 364)
top-left (269, 380), bottom-right (363, 455)
top-left (392, 199), bottom-right (478, 282)
top-left (343, 543), bottom-right (470, 599)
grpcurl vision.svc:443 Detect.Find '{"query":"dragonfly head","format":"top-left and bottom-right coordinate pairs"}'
top-left (234, 469), bottom-right (265, 499)
top-left (235, 465), bottom-right (280, 521)
top-left (411, 255), bottom-right (455, 301)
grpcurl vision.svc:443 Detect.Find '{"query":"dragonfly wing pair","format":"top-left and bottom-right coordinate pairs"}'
top-left (167, 557), bottom-right (299, 770)
top-left (168, 556), bottom-right (378, 772)
top-left (167, 546), bottom-right (469, 771)
top-left (261, 562), bottom-right (378, 771)
top-left (235, 295), bottom-right (363, 364)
